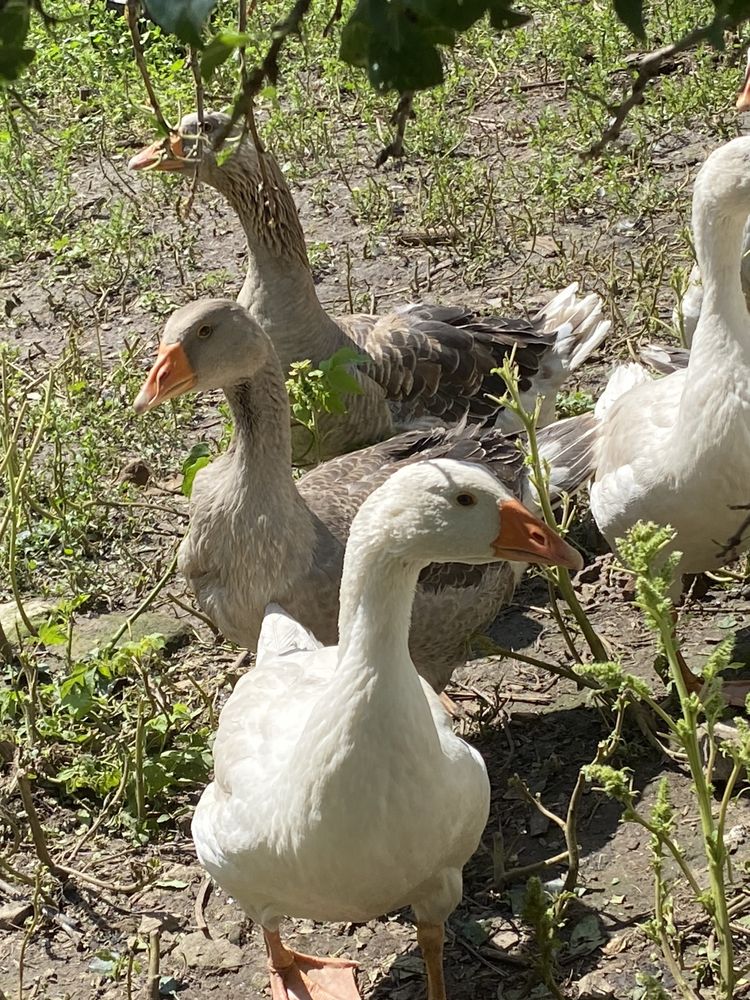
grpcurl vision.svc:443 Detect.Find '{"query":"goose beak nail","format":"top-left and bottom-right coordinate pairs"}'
top-left (492, 498), bottom-right (583, 571)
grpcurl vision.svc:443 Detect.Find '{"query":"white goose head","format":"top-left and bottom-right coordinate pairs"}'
top-left (693, 136), bottom-right (750, 222)
top-left (349, 459), bottom-right (583, 571)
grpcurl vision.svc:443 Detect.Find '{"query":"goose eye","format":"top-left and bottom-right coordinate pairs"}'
top-left (456, 493), bottom-right (476, 507)
top-left (197, 325), bottom-right (213, 339)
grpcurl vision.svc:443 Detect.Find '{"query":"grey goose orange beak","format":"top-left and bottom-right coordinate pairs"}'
top-left (128, 133), bottom-right (187, 172)
top-left (134, 343), bottom-right (196, 414)
top-left (493, 498), bottom-right (583, 571)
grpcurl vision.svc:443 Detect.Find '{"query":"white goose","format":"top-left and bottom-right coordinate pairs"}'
top-left (192, 459), bottom-right (582, 1000)
top-left (671, 49), bottom-right (750, 344)
top-left (592, 136), bottom-right (750, 587)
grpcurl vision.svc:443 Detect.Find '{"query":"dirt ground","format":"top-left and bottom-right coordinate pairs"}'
top-left (4, 39), bottom-right (750, 1000)
top-left (6, 567), bottom-right (750, 1000)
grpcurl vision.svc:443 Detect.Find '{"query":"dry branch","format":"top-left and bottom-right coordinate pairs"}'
top-left (125, 0), bottom-right (171, 134)
top-left (376, 91), bottom-right (415, 168)
top-left (584, 14), bottom-right (738, 159)
top-left (215, 0), bottom-right (314, 148)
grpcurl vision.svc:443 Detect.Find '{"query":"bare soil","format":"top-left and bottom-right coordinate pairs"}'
top-left (3, 64), bottom-right (750, 1000)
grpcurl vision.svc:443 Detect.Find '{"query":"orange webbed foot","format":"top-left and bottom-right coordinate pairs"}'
top-left (265, 929), bottom-right (360, 1000)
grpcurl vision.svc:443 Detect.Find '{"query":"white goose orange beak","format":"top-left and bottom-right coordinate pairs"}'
top-left (134, 343), bottom-right (196, 414)
top-left (128, 133), bottom-right (187, 171)
top-left (493, 498), bottom-right (583, 571)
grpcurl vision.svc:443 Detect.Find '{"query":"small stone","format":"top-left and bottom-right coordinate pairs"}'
top-left (0, 901), bottom-right (33, 930)
top-left (0, 599), bottom-right (56, 646)
top-left (174, 931), bottom-right (244, 970)
top-left (576, 971), bottom-right (616, 998)
top-left (70, 610), bottom-right (191, 658)
top-left (117, 459), bottom-right (152, 487)
top-left (490, 928), bottom-right (520, 951)
top-left (218, 920), bottom-right (243, 946)
top-left (726, 824), bottom-right (747, 851)
top-left (138, 911), bottom-right (182, 936)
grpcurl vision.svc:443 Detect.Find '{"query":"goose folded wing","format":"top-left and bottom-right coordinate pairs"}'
top-left (343, 306), bottom-right (553, 423)
top-left (298, 424), bottom-right (526, 594)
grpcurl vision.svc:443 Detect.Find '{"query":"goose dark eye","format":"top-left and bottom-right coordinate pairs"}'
top-left (197, 325), bottom-right (213, 339)
top-left (456, 493), bottom-right (476, 507)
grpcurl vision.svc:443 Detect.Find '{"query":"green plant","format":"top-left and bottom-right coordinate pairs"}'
top-left (583, 521), bottom-right (750, 1000)
top-left (2, 633), bottom-right (213, 838)
top-left (489, 354), bottom-right (607, 662)
top-left (285, 347), bottom-right (368, 465)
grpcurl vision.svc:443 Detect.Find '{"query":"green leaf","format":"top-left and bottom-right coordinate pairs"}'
top-left (341, 0), bottom-right (528, 92)
top-left (0, 44), bottom-right (34, 81)
top-left (38, 622), bottom-right (67, 647)
top-left (0, 0), bottom-right (33, 82)
top-left (146, 0), bottom-right (218, 47)
top-left (566, 913), bottom-right (606, 958)
top-left (200, 30), bottom-right (250, 81)
top-left (613, 0), bottom-right (646, 40)
top-left (181, 443), bottom-right (211, 497)
top-left (323, 347), bottom-right (369, 368)
top-left (324, 367), bottom-right (364, 396)
top-left (488, 1), bottom-right (529, 31)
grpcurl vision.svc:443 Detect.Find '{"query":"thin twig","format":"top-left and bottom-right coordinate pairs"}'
top-left (215, 0), bottom-right (313, 149)
top-left (323, 0), bottom-right (343, 36)
top-left (63, 757), bottom-right (130, 864)
top-left (238, 0), bottom-right (249, 87)
top-left (496, 850), bottom-right (570, 888)
top-left (16, 773), bottom-right (144, 895)
top-left (470, 636), bottom-right (600, 690)
top-left (584, 14), bottom-right (737, 159)
top-left (102, 550), bottom-right (179, 654)
top-left (147, 929), bottom-right (160, 1000)
top-left (17, 867), bottom-right (43, 1000)
top-left (194, 876), bottom-right (212, 937)
top-left (376, 90), bottom-right (415, 167)
top-left (125, 1), bottom-right (171, 134)
top-left (165, 591), bottom-right (218, 631)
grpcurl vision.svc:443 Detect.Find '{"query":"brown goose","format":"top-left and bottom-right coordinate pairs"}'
top-left (129, 112), bottom-right (609, 460)
top-left (134, 298), bottom-right (589, 693)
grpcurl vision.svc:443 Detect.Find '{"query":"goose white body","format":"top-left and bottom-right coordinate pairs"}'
top-left (591, 137), bottom-right (750, 575)
top-left (193, 606), bottom-right (489, 928)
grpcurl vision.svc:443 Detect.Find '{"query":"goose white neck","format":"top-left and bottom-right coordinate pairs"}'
top-left (336, 523), bottom-right (426, 692)
top-left (692, 189), bottom-right (750, 357)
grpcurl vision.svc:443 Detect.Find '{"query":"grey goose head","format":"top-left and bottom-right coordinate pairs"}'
top-left (133, 298), bottom-right (271, 414)
top-left (128, 111), bottom-right (248, 182)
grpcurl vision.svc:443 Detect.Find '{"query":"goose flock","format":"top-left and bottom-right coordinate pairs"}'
top-left (124, 56), bottom-right (750, 1000)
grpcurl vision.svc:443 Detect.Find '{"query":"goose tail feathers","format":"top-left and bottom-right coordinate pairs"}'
top-left (536, 283), bottom-right (611, 373)
top-left (536, 412), bottom-right (598, 500)
top-left (257, 603), bottom-right (323, 662)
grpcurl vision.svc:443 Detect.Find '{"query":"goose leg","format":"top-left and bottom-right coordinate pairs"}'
top-left (671, 610), bottom-right (750, 706)
top-left (263, 928), bottom-right (360, 1000)
top-left (417, 922), bottom-right (447, 1000)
